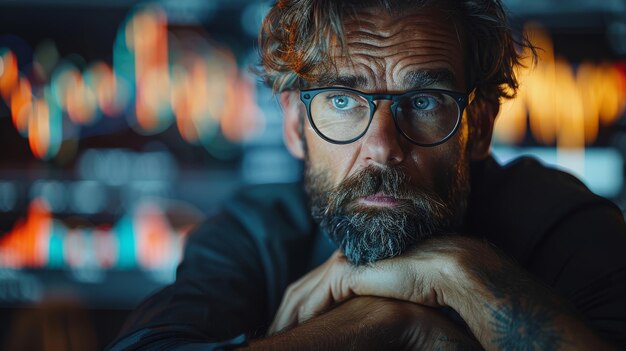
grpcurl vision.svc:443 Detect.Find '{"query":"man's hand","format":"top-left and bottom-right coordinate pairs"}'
top-left (269, 236), bottom-right (616, 351)
top-left (249, 296), bottom-right (480, 351)
top-left (269, 237), bottom-right (465, 335)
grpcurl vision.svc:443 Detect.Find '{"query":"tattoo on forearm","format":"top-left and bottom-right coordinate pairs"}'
top-left (485, 298), bottom-right (563, 350)
top-left (480, 268), bottom-right (566, 351)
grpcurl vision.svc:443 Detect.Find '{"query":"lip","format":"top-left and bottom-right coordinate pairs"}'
top-left (357, 192), bottom-right (400, 207)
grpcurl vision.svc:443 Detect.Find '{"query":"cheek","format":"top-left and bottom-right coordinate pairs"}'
top-left (304, 127), bottom-right (357, 185)
top-left (304, 117), bottom-right (470, 190)
top-left (407, 119), bottom-right (469, 188)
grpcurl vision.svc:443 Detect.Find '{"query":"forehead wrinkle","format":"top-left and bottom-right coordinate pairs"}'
top-left (390, 52), bottom-right (459, 73)
top-left (323, 54), bottom-right (459, 92)
top-left (345, 31), bottom-right (459, 51)
top-left (343, 16), bottom-right (400, 38)
top-left (346, 41), bottom-right (456, 56)
top-left (344, 16), bottom-right (461, 42)
top-left (345, 25), bottom-right (399, 41)
top-left (319, 8), bottom-right (465, 92)
top-left (343, 8), bottom-right (455, 38)
top-left (362, 61), bottom-right (384, 90)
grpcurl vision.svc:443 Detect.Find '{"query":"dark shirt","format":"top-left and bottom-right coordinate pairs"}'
top-left (108, 156), bottom-right (626, 350)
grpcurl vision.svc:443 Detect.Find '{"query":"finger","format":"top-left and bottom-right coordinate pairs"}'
top-left (282, 250), bottom-right (342, 297)
top-left (275, 252), bottom-right (346, 331)
top-left (268, 293), bottom-right (301, 334)
top-left (297, 255), bottom-right (354, 324)
top-left (297, 277), bottom-right (333, 324)
top-left (268, 251), bottom-right (344, 334)
top-left (270, 274), bottom-right (323, 334)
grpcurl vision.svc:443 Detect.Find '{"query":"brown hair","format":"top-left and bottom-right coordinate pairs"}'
top-left (258, 0), bottom-right (536, 121)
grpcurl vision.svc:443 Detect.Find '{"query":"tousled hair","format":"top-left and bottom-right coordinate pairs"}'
top-left (258, 0), bottom-right (536, 123)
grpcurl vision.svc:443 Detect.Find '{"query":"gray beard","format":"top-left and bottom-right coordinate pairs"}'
top-left (304, 163), bottom-right (470, 266)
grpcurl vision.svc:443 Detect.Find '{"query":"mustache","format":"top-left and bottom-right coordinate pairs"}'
top-left (325, 166), bottom-right (447, 215)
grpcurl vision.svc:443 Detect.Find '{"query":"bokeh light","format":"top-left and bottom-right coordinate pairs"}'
top-left (0, 4), bottom-right (264, 161)
top-left (495, 23), bottom-right (626, 147)
top-left (0, 49), bottom-right (18, 101)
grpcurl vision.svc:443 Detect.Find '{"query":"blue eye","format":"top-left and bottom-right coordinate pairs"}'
top-left (331, 95), bottom-right (358, 110)
top-left (412, 95), bottom-right (440, 111)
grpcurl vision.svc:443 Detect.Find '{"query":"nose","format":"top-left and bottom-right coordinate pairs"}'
top-left (359, 101), bottom-right (405, 167)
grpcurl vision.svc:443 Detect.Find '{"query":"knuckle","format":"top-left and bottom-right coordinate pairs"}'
top-left (297, 304), bottom-right (312, 323)
top-left (335, 271), bottom-right (354, 301)
top-left (297, 303), bottom-right (308, 317)
top-left (328, 262), bottom-right (341, 276)
top-left (285, 282), bottom-right (300, 298)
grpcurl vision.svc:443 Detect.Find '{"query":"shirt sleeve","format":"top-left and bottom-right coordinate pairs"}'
top-left (469, 157), bottom-right (626, 348)
top-left (106, 211), bottom-right (268, 350)
top-left (528, 203), bottom-right (626, 349)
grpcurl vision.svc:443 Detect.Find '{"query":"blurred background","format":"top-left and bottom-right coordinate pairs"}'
top-left (0, 0), bottom-right (625, 349)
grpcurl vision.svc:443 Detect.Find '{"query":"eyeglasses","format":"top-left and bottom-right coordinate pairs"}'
top-left (300, 87), bottom-right (471, 147)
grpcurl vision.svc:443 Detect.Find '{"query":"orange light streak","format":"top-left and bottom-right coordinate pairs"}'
top-left (1, 3), bottom-right (265, 161)
top-left (63, 69), bottom-right (97, 125)
top-left (494, 85), bottom-right (527, 144)
top-left (495, 23), bottom-right (626, 148)
top-left (10, 77), bottom-right (32, 134)
top-left (0, 198), bottom-right (188, 270)
top-left (135, 204), bottom-right (173, 269)
top-left (132, 7), bottom-right (172, 132)
top-left (87, 62), bottom-right (121, 117)
top-left (0, 50), bottom-right (18, 101)
top-left (596, 64), bottom-right (626, 126)
top-left (0, 199), bottom-right (51, 268)
top-left (554, 58), bottom-right (585, 149)
top-left (221, 75), bottom-right (265, 142)
top-left (171, 63), bottom-right (200, 142)
top-left (28, 96), bottom-right (51, 159)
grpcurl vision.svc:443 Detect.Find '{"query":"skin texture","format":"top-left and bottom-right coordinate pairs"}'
top-left (281, 7), bottom-right (488, 265)
top-left (259, 6), bottom-right (615, 351)
top-left (252, 296), bottom-right (481, 351)
top-left (283, 7), bottom-right (486, 191)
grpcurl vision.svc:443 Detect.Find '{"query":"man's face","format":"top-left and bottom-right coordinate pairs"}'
top-left (297, 7), bottom-right (473, 265)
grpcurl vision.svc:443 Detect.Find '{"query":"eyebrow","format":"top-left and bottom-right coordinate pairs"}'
top-left (314, 73), bottom-right (369, 88)
top-left (402, 69), bottom-right (458, 89)
top-left (312, 69), bottom-right (458, 90)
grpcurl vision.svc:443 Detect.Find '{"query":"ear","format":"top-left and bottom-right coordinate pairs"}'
top-left (279, 91), bottom-right (305, 160)
top-left (468, 100), bottom-right (497, 161)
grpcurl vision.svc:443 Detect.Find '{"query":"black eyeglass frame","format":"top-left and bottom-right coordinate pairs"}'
top-left (299, 87), bottom-right (471, 147)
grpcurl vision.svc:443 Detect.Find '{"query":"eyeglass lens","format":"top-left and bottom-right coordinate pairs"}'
top-left (309, 90), bottom-right (460, 145)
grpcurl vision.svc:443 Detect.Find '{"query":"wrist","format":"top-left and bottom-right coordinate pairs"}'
top-left (414, 239), bottom-right (494, 321)
top-left (422, 253), bottom-right (476, 310)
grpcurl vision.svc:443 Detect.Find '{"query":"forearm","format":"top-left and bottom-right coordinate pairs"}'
top-left (459, 278), bottom-right (614, 350)
top-left (245, 320), bottom-right (366, 350)
top-left (448, 241), bottom-right (616, 351)
top-left (465, 297), bottom-right (613, 351)
top-left (243, 298), bottom-right (399, 351)
top-left (246, 324), bottom-right (482, 351)
top-left (248, 298), bottom-right (484, 351)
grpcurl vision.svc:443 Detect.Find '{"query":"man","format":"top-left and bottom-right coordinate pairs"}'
top-left (108, 0), bottom-right (626, 349)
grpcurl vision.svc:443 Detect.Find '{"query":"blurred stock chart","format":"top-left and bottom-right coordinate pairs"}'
top-left (0, 0), bottom-right (625, 349)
